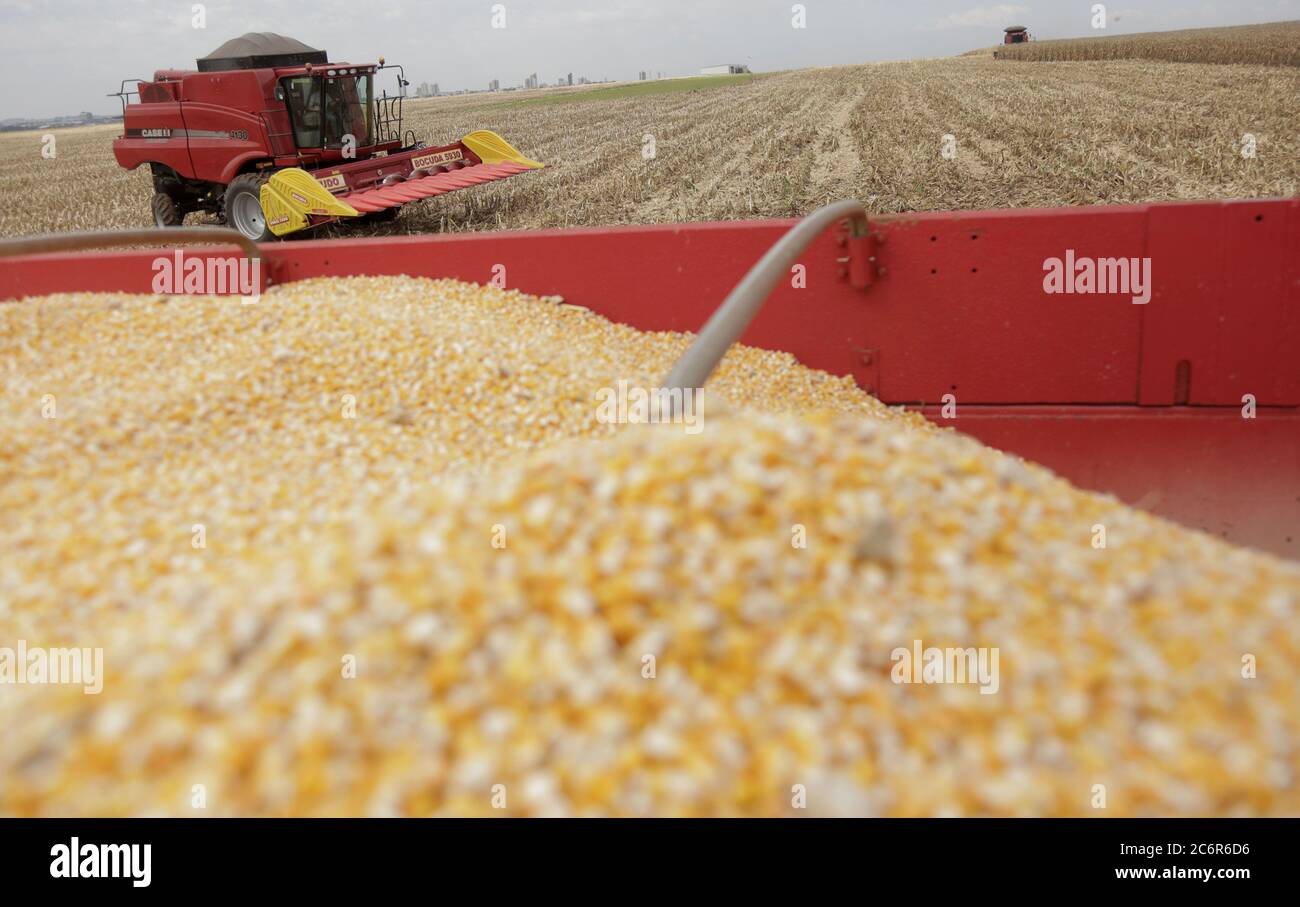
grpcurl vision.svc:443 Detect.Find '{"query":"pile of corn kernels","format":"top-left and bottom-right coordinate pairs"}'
top-left (1, 276), bottom-right (1297, 816)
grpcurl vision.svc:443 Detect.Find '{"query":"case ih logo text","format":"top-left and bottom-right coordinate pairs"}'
top-left (50, 838), bottom-right (151, 888)
top-left (151, 250), bottom-right (260, 300)
top-left (140, 127), bottom-right (171, 139)
top-left (1043, 250), bottom-right (1152, 305)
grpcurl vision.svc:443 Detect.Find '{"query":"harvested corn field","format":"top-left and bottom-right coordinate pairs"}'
top-left (995, 21), bottom-right (1300, 66)
top-left (3, 43), bottom-right (1298, 239)
top-left (2, 278), bottom-right (1298, 817)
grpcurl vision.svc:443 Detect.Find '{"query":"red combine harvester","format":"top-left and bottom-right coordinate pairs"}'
top-left (110, 33), bottom-right (542, 241)
top-left (1004, 25), bottom-right (1031, 44)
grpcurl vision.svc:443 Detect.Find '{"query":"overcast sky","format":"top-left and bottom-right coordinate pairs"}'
top-left (2, 0), bottom-right (1296, 117)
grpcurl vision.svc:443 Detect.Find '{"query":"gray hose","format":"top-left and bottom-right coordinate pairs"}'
top-left (661, 199), bottom-right (867, 409)
top-left (0, 227), bottom-right (263, 263)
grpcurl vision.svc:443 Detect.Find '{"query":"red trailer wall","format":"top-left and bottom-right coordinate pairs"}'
top-left (2, 198), bottom-right (1296, 556)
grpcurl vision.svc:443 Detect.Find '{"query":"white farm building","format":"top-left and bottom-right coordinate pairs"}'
top-left (700, 63), bottom-right (751, 75)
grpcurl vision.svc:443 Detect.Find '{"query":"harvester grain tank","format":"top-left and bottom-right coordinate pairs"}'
top-left (110, 33), bottom-right (543, 241)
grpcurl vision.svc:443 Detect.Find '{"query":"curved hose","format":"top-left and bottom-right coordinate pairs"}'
top-left (0, 227), bottom-right (263, 263)
top-left (661, 199), bottom-right (867, 409)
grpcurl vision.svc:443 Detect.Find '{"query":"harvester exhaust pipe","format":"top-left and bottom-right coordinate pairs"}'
top-left (661, 199), bottom-right (869, 413)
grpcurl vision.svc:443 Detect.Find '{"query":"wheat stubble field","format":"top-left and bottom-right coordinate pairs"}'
top-left (0, 25), bottom-right (1296, 240)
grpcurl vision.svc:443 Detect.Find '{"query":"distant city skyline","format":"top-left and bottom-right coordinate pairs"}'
top-left (1, 0), bottom-right (1296, 118)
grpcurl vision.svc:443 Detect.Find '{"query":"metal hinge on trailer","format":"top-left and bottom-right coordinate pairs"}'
top-left (837, 213), bottom-right (880, 290)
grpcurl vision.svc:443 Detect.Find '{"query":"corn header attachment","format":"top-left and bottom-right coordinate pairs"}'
top-left (261, 170), bottom-right (360, 236)
top-left (260, 130), bottom-right (543, 237)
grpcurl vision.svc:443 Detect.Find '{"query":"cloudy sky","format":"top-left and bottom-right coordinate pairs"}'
top-left (2, 0), bottom-right (1296, 117)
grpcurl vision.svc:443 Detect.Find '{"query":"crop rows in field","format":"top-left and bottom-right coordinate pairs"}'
top-left (0, 50), bottom-right (1296, 240)
top-left (995, 20), bottom-right (1300, 66)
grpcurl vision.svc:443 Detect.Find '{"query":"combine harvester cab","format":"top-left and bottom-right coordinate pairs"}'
top-left (110, 32), bottom-right (542, 241)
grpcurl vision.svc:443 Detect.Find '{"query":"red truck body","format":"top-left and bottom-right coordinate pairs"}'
top-left (3, 198), bottom-right (1296, 558)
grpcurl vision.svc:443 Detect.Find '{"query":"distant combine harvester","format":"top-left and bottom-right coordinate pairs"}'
top-left (993, 25), bottom-right (1032, 58)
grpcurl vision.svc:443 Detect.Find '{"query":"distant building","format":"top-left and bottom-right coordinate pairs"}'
top-left (700, 63), bottom-right (750, 75)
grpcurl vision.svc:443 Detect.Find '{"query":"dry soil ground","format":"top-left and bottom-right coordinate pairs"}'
top-left (0, 51), bottom-right (1295, 239)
